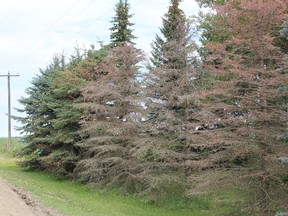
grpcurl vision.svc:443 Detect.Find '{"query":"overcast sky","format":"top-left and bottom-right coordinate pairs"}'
top-left (0, 0), bottom-right (201, 137)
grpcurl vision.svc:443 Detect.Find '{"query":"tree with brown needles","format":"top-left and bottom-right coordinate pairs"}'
top-left (73, 44), bottom-right (146, 193)
top-left (142, 0), bottom-right (200, 200)
top-left (194, 0), bottom-right (288, 214)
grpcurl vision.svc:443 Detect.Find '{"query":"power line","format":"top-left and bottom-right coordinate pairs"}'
top-left (10, 0), bottom-right (115, 67)
top-left (60, 0), bottom-right (144, 48)
top-left (7, 0), bottom-right (144, 73)
top-left (32, 0), bottom-right (99, 50)
top-left (38, 0), bottom-right (98, 47)
top-left (6, 0), bottom-right (86, 72)
top-left (31, 0), bottom-right (81, 48)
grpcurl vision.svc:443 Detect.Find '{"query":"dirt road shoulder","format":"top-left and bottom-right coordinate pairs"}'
top-left (0, 177), bottom-right (62, 216)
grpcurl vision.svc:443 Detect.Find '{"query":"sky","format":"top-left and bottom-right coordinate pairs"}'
top-left (0, 0), bottom-right (201, 137)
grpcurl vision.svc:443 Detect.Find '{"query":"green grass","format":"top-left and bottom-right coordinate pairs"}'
top-left (0, 137), bottom-right (25, 163)
top-left (0, 139), bottom-right (244, 216)
top-left (0, 165), bottom-right (202, 216)
top-left (0, 137), bottom-right (25, 153)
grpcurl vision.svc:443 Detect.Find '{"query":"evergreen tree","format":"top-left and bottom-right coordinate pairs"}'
top-left (194, 0), bottom-right (288, 214)
top-left (110, 0), bottom-right (136, 45)
top-left (16, 54), bottom-right (84, 174)
top-left (15, 55), bottom-right (65, 165)
top-left (43, 68), bottom-right (84, 174)
top-left (151, 0), bottom-right (191, 68)
top-left (147, 0), bottom-right (196, 133)
top-left (144, 0), bottom-right (198, 199)
top-left (74, 44), bottom-right (145, 192)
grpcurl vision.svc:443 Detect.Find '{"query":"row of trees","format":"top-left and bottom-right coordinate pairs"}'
top-left (16, 0), bottom-right (287, 214)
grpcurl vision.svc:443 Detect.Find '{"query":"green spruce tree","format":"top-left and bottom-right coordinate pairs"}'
top-left (110, 0), bottom-right (136, 45)
top-left (15, 54), bottom-right (84, 174)
top-left (15, 55), bottom-right (65, 167)
top-left (151, 0), bottom-right (190, 68)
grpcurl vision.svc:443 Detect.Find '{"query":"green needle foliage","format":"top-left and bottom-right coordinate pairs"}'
top-left (15, 55), bottom-right (65, 153)
top-left (15, 54), bottom-right (85, 175)
top-left (151, 0), bottom-right (191, 68)
top-left (110, 0), bottom-right (136, 45)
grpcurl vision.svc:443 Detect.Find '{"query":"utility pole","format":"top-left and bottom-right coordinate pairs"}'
top-left (0, 72), bottom-right (20, 151)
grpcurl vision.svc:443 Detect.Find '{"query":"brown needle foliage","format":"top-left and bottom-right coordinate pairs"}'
top-left (73, 44), bottom-right (152, 193)
top-left (194, 0), bottom-right (288, 214)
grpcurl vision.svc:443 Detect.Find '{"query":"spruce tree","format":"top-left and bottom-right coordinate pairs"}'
top-left (147, 0), bottom-right (195, 135)
top-left (151, 0), bottom-right (190, 68)
top-left (193, 0), bottom-right (288, 214)
top-left (15, 55), bottom-right (65, 165)
top-left (144, 0), bottom-right (198, 199)
top-left (16, 54), bottom-right (84, 174)
top-left (74, 44), bottom-right (145, 192)
top-left (109, 0), bottom-right (136, 45)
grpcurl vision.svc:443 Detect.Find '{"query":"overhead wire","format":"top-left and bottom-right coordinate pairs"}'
top-left (8, 0), bottom-right (145, 73)
top-left (33, 0), bottom-right (81, 46)
top-left (7, 0), bottom-right (96, 72)
top-left (26, 0), bottom-right (100, 56)
top-left (4, 0), bottom-right (81, 71)
top-left (59, 0), bottom-right (145, 48)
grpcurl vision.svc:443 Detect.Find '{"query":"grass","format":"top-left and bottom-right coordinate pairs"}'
top-left (0, 137), bottom-right (25, 163)
top-left (0, 138), bottom-right (243, 216)
top-left (0, 137), bottom-right (25, 152)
